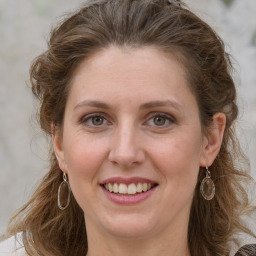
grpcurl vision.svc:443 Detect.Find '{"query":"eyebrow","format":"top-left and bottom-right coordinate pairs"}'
top-left (74, 100), bottom-right (110, 110)
top-left (74, 99), bottom-right (181, 111)
top-left (139, 100), bottom-right (181, 110)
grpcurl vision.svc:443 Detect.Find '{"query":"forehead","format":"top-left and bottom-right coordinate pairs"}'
top-left (72, 46), bottom-right (186, 86)
top-left (67, 46), bottom-right (196, 110)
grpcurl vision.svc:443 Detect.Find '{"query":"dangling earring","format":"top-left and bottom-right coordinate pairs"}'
top-left (200, 166), bottom-right (215, 200)
top-left (58, 172), bottom-right (71, 210)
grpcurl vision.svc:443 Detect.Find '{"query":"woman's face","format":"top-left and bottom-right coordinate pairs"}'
top-left (54, 46), bottom-right (210, 239)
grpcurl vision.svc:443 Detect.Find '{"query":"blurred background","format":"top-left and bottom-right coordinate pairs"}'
top-left (0, 0), bottom-right (256, 234)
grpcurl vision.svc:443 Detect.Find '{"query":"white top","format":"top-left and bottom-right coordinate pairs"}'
top-left (0, 235), bottom-right (26, 256)
top-left (229, 211), bottom-right (256, 255)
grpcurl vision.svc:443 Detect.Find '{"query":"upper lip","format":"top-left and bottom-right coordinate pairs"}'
top-left (100, 177), bottom-right (158, 185)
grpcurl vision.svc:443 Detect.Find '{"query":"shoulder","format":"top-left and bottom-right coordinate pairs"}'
top-left (0, 235), bottom-right (27, 256)
top-left (234, 244), bottom-right (256, 256)
top-left (230, 210), bottom-right (256, 256)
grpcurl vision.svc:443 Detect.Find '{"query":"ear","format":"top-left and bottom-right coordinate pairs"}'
top-left (200, 113), bottom-right (226, 167)
top-left (52, 124), bottom-right (68, 173)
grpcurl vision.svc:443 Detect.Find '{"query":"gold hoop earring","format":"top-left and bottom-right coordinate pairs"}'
top-left (58, 172), bottom-right (71, 210)
top-left (200, 166), bottom-right (215, 200)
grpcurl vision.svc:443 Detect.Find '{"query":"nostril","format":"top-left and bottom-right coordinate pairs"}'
top-left (108, 131), bottom-right (146, 167)
top-left (108, 149), bottom-right (146, 167)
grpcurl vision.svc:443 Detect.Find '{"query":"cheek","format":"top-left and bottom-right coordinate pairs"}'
top-left (62, 136), bottom-right (108, 210)
top-left (63, 135), bottom-right (107, 180)
top-left (150, 132), bottom-right (203, 182)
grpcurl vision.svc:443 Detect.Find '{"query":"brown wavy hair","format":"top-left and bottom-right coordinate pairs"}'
top-left (4, 0), bottom-right (256, 255)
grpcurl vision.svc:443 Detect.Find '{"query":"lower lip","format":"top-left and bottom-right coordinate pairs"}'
top-left (101, 186), bottom-right (157, 205)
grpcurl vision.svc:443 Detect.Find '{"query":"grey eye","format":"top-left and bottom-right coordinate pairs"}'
top-left (153, 116), bottom-right (167, 126)
top-left (91, 116), bottom-right (104, 126)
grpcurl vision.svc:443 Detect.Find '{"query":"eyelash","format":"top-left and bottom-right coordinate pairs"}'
top-left (79, 112), bottom-right (176, 128)
top-left (80, 113), bottom-right (111, 127)
top-left (144, 112), bottom-right (176, 127)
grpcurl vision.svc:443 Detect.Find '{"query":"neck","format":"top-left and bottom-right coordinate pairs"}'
top-left (85, 220), bottom-right (191, 256)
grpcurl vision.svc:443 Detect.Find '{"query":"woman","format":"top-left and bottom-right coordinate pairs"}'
top-left (1, 0), bottom-right (256, 255)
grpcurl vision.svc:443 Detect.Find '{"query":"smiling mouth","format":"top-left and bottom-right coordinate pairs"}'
top-left (102, 183), bottom-right (158, 195)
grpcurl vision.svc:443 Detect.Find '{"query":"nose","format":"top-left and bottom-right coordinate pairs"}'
top-left (108, 123), bottom-right (145, 168)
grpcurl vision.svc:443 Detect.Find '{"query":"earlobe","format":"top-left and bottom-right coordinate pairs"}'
top-left (52, 124), bottom-right (67, 172)
top-left (200, 113), bottom-right (226, 167)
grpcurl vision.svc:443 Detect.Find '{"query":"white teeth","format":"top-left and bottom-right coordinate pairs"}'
top-left (142, 183), bottom-right (148, 192)
top-left (119, 183), bottom-right (128, 194)
top-left (113, 183), bottom-right (119, 193)
top-left (137, 183), bottom-right (143, 193)
top-left (104, 182), bottom-right (154, 194)
top-left (108, 183), bottom-right (113, 192)
top-left (128, 184), bottom-right (137, 195)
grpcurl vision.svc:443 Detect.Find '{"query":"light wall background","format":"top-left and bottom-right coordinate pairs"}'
top-left (0, 0), bottom-right (256, 234)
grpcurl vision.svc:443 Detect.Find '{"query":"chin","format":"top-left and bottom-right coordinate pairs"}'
top-left (100, 213), bottom-right (156, 239)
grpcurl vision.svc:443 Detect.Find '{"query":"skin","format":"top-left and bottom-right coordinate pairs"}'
top-left (53, 46), bottom-right (226, 256)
